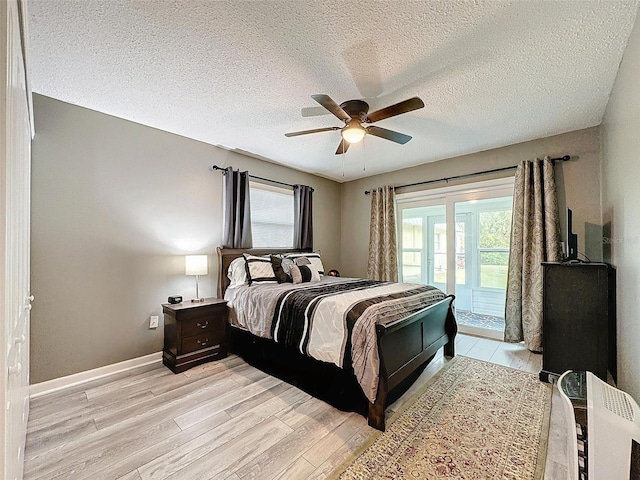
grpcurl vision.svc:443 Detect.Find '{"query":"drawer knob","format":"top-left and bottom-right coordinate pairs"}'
top-left (197, 339), bottom-right (209, 347)
top-left (197, 321), bottom-right (209, 329)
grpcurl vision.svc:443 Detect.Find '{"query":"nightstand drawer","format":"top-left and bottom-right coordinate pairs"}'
top-left (180, 312), bottom-right (224, 338)
top-left (182, 332), bottom-right (222, 354)
top-left (180, 316), bottom-right (212, 338)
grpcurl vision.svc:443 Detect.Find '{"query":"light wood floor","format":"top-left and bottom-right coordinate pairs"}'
top-left (25, 334), bottom-right (568, 480)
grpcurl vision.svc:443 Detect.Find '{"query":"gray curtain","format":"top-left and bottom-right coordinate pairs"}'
top-left (367, 185), bottom-right (398, 282)
top-left (222, 167), bottom-right (253, 248)
top-left (504, 157), bottom-right (561, 352)
top-left (294, 185), bottom-right (313, 250)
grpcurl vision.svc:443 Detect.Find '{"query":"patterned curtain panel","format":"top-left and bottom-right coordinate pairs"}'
top-left (504, 157), bottom-right (561, 352)
top-left (294, 184), bottom-right (313, 250)
top-left (367, 185), bottom-right (398, 282)
top-left (222, 167), bottom-right (253, 248)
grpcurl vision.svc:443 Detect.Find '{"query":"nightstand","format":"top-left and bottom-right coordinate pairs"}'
top-left (162, 298), bottom-right (228, 373)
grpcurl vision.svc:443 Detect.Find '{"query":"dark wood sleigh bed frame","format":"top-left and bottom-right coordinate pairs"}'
top-left (217, 247), bottom-right (457, 431)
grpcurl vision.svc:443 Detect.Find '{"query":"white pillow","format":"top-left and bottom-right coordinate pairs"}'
top-left (227, 257), bottom-right (248, 287)
top-left (291, 258), bottom-right (321, 284)
top-left (243, 254), bottom-right (278, 285)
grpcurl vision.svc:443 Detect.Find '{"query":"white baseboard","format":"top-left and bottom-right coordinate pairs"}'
top-left (29, 351), bottom-right (163, 399)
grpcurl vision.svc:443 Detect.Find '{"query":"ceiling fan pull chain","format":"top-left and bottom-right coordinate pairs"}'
top-left (363, 135), bottom-right (366, 172)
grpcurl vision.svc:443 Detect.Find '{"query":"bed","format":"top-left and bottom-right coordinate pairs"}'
top-left (217, 247), bottom-right (457, 431)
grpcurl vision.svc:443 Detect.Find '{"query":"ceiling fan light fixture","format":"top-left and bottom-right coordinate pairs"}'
top-left (341, 122), bottom-right (366, 144)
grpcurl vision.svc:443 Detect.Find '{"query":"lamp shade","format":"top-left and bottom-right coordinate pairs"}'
top-left (185, 255), bottom-right (208, 276)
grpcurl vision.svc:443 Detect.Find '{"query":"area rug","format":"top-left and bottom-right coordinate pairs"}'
top-left (329, 355), bottom-right (551, 480)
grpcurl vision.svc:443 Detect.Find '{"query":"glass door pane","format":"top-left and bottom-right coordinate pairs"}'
top-left (453, 212), bottom-right (472, 311)
top-left (455, 214), bottom-right (470, 286)
top-left (478, 207), bottom-right (511, 291)
top-left (401, 216), bottom-right (423, 283)
top-left (400, 204), bottom-right (446, 288)
top-left (428, 216), bottom-right (447, 290)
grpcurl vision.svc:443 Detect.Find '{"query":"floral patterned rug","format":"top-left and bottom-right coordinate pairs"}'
top-left (329, 356), bottom-right (551, 480)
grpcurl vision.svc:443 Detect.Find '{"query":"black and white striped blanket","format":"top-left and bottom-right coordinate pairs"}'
top-left (270, 279), bottom-right (445, 402)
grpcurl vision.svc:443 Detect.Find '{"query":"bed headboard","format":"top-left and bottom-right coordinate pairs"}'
top-left (217, 247), bottom-right (312, 298)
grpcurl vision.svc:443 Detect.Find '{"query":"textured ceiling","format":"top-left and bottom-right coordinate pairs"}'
top-left (28, 0), bottom-right (639, 182)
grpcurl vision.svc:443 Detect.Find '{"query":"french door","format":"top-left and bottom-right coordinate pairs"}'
top-left (398, 178), bottom-right (514, 338)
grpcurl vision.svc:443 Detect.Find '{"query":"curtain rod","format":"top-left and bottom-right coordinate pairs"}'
top-left (211, 165), bottom-right (313, 191)
top-left (364, 155), bottom-right (571, 195)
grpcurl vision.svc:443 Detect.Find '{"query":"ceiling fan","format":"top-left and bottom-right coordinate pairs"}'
top-left (285, 95), bottom-right (425, 155)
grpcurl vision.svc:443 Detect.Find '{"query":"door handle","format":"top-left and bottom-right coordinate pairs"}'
top-left (24, 304), bottom-right (32, 311)
top-left (14, 335), bottom-right (26, 345)
top-left (27, 295), bottom-right (34, 302)
top-left (8, 363), bottom-right (22, 376)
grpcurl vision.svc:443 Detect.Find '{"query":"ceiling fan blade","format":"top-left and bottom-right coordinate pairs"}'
top-left (301, 106), bottom-right (331, 117)
top-left (365, 97), bottom-right (425, 123)
top-left (284, 126), bottom-right (340, 137)
top-left (366, 126), bottom-right (412, 144)
top-left (311, 94), bottom-right (351, 122)
top-left (335, 139), bottom-right (350, 155)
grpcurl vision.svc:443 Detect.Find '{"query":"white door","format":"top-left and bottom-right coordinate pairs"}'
top-left (2, 0), bottom-right (33, 478)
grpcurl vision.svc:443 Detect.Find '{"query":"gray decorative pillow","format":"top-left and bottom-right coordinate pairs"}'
top-left (289, 264), bottom-right (302, 284)
top-left (281, 258), bottom-right (295, 276)
top-left (294, 257), bottom-right (311, 266)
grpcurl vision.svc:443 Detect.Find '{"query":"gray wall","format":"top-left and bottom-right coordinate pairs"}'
top-left (340, 127), bottom-right (602, 278)
top-left (601, 10), bottom-right (640, 401)
top-left (31, 94), bottom-right (342, 384)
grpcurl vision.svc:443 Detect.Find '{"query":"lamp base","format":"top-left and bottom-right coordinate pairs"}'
top-left (191, 298), bottom-right (205, 303)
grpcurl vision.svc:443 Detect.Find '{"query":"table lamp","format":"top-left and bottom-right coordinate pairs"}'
top-left (185, 255), bottom-right (208, 302)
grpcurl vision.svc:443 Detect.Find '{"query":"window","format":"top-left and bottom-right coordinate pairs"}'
top-left (249, 181), bottom-right (294, 247)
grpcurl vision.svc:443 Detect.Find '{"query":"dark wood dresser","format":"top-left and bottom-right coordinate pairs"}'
top-left (162, 298), bottom-right (228, 373)
top-left (540, 262), bottom-right (616, 384)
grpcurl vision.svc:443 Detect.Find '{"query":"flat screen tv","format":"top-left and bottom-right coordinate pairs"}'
top-left (565, 207), bottom-right (578, 261)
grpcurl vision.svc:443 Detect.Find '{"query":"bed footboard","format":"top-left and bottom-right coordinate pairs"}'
top-left (367, 295), bottom-right (456, 431)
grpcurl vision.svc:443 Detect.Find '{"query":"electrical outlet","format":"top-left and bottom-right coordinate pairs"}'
top-left (149, 315), bottom-right (159, 329)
